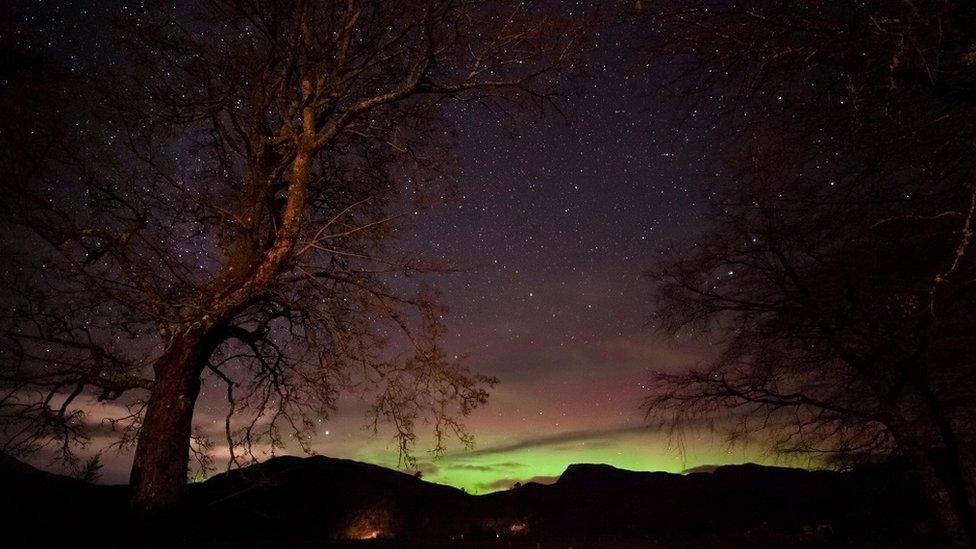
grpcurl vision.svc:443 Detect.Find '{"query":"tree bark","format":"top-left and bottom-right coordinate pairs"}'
top-left (129, 331), bottom-right (212, 512)
top-left (904, 444), bottom-right (971, 546)
top-left (955, 445), bottom-right (976, 529)
top-left (127, 150), bottom-right (312, 512)
top-left (885, 401), bottom-right (973, 547)
top-left (915, 381), bottom-right (976, 534)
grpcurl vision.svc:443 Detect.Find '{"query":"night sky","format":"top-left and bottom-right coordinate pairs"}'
top-left (7, 1), bottom-right (767, 492)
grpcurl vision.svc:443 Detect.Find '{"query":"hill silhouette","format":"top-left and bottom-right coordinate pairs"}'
top-left (1, 453), bottom-right (938, 546)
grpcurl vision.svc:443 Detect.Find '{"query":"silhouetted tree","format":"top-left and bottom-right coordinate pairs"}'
top-left (636, 1), bottom-right (976, 543)
top-left (0, 0), bottom-right (584, 511)
top-left (77, 454), bottom-right (103, 484)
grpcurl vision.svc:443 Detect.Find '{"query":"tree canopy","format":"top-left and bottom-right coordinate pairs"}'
top-left (0, 0), bottom-right (585, 510)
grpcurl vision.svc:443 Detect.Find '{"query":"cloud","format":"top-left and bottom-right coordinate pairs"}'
top-left (549, 440), bottom-right (616, 451)
top-left (457, 424), bottom-right (650, 457)
top-left (479, 475), bottom-right (560, 491)
top-left (448, 461), bottom-right (525, 472)
top-left (682, 464), bottom-right (720, 474)
top-left (411, 462), bottom-right (439, 475)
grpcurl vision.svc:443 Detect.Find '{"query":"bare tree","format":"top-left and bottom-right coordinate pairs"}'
top-left (0, 0), bottom-right (584, 511)
top-left (634, 0), bottom-right (976, 544)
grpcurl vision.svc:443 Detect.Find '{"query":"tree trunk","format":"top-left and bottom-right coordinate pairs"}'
top-left (126, 150), bottom-right (311, 512)
top-left (955, 445), bottom-right (976, 528)
top-left (904, 444), bottom-right (972, 546)
top-left (915, 381), bottom-right (976, 534)
top-left (885, 403), bottom-right (973, 546)
top-left (129, 332), bottom-right (210, 512)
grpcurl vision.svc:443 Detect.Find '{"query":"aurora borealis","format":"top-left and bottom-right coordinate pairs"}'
top-left (8, 2), bottom-right (976, 546)
top-left (214, 19), bottom-right (767, 492)
top-left (8, 1), bottom-right (772, 493)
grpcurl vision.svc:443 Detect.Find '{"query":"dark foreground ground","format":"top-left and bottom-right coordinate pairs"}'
top-left (0, 453), bottom-right (947, 547)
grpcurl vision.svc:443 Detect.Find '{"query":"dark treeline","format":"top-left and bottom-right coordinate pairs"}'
top-left (637, 1), bottom-right (976, 545)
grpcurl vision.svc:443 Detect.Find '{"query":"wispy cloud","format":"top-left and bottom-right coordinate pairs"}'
top-left (456, 424), bottom-right (650, 458)
top-left (479, 475), bottom-right (560, 491)
top-left (681, 464), bottom-right (720, 474)
top-left (448, 461), bottom-right (525, 472)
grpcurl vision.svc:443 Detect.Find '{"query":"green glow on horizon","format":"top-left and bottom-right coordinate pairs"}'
top-left (362, 430), bottom-right (778, 494)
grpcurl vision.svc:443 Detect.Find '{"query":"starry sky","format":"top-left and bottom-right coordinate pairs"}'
top-left (6, 1), bottom-right (772, 492)
top-left (360, 31), bottom-right (765, 491)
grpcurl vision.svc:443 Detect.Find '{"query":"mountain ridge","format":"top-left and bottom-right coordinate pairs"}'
top-left (1, 452), bottom-right (936, 546)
